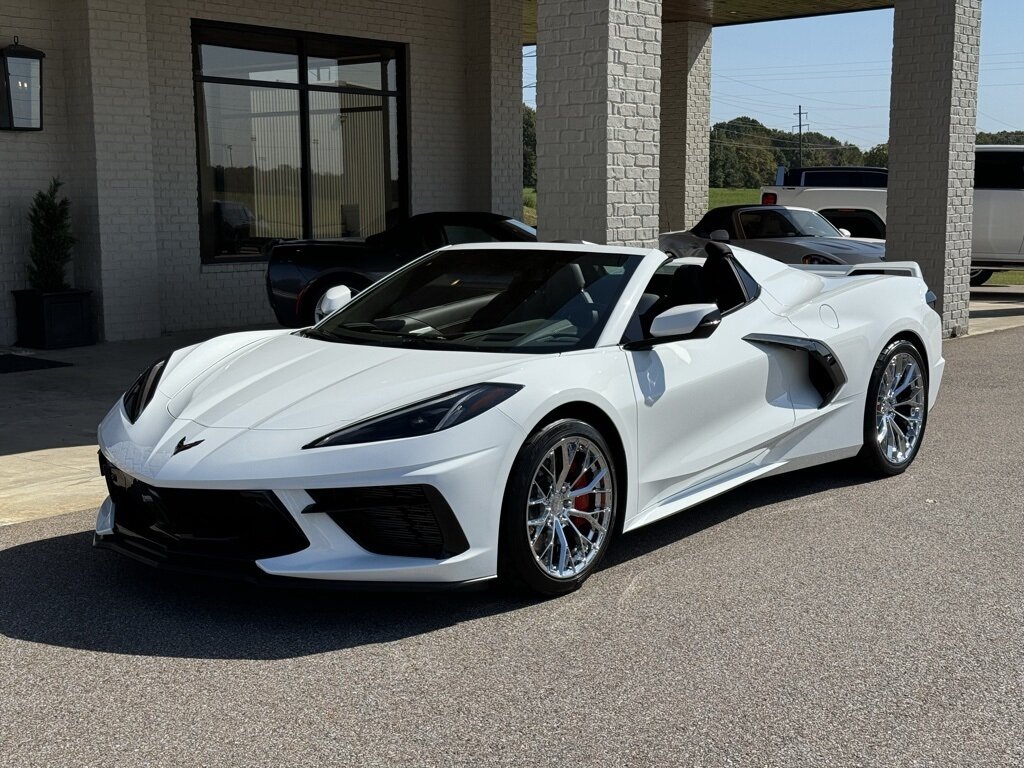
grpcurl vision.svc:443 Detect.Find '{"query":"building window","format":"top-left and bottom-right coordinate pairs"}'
top-left (192, 21), bottom-right (407, 261)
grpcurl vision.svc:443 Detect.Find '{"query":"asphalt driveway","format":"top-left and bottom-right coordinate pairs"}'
top-left (1, 327), bottom-right (1022, 767)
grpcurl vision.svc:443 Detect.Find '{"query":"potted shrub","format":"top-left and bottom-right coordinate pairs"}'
top-left (12, 178), bottom-right (94, 348)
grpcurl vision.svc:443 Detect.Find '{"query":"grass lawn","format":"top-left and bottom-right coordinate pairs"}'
top-left (989, 271), bottom-right (1024, 286)
top-left (522, 187), bottom-right (537, 226)
top-left (709, 188), bottom-right (760, 208)
top-left (523, 187), bottom-right (757, 228)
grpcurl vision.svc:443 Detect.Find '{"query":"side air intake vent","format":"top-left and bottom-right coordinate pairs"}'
top-left (743, 333), bottom-right (848, 408)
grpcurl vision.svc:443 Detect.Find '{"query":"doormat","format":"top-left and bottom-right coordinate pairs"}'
top-left (0, 354), bottom-right (72, 374)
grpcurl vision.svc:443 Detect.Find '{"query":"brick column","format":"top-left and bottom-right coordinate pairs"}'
top-left (62, 0), bottom-right (161, 342)
top-left (660, 21), bottom-right (710, 233)
top-left (536, 0), bottom-right (661, 245)
top-left (466, 0), bottom-right (524, 219)
top-left (887, 0), bottom-right (981, 338)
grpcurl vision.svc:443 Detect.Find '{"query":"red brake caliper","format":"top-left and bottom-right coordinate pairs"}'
top-left (569, 467), bottom-right (592, 534)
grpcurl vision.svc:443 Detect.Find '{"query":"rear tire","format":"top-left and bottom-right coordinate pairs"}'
top-left (498, 419), bottom-right (619, 597)
top-left (858, 340), bottom-right (928, 476)
top-left (970, 269), bottom-right (993, 287)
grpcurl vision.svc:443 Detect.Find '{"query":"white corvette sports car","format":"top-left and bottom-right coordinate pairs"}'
top-left (95, 241), bottom-right (943, 595)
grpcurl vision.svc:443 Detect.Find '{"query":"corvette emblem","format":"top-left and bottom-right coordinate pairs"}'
top-left (173, 436), bottom-right (205, 455)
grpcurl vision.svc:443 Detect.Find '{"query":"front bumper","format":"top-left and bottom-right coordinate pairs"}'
top-left (95, 406), bottom-right (526, 585)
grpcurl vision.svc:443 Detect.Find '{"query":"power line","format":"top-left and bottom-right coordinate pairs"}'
top-left (714, 64), bottom-right (1024, 85)
top-left (714, 73), bottom-right (888, 107)
top-left (710, 122), bottom-right (869, 147)
top-left (977, 109), bottom-right (1021, 130)
top-left (710, 139), bottom-right (861, 151)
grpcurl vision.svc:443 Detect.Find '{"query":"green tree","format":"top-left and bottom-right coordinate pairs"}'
top-left (977, 130), bottom-right (1024, 145)
top-left (710, 117), bottom-right (777, 188)
top-left (523, 104), bottom-right (537, 188)
top-left (27, 178), bottom-right (75, 293)
top-left (863, 143), bottom-right (888, 168)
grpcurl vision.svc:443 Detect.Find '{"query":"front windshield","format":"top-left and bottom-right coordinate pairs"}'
top-left (739, 208), bottom-right (842, 239)
top-left (310, 248), bottom-right (642, 353)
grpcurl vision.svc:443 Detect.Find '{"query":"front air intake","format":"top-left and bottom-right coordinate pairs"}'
top-left (304, 485), bottom-right (469, 559)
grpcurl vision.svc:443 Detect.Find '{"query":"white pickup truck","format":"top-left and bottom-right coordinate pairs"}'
top-left (759, 146), bottom-right (1024, 286)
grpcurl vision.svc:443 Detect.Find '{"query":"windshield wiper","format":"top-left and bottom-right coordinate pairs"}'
top-left (336, 321), bottom-right (408, 337)
top-left (299, 327), bottom-right (340, 342)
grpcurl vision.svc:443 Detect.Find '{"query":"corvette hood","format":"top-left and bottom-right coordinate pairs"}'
top-left (744, 237), bottom-right (886, 261)
top-left (164, 332), bottom-right (532, 431)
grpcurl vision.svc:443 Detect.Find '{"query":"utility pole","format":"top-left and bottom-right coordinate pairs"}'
top-left (793, 106), bottom-right (809, 167)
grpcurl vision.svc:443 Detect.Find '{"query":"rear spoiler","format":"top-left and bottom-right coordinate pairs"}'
top-left (793, 261), bottom-right (923, 279)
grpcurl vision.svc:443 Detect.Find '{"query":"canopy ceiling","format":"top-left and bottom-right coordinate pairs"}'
top-left (522, 0), bottom-right (894, 44)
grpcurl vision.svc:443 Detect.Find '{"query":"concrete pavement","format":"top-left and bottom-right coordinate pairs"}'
top-left (0, 324), bottom-right (1022, 766)
top-left (968, 282), bottom-right (1024, 335)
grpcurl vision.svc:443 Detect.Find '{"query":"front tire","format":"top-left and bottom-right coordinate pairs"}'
top-left (858, 340), bottom-right (928, 476)
top-left (970, 269), bottom-right (993, 287)
top-left (498, 419), bottom-right (619, 596)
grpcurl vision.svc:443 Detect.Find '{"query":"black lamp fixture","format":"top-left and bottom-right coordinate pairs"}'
top-left (1, 36), bottom-right (44, 131)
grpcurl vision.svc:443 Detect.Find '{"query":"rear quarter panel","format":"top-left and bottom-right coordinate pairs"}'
top-left (779, 274), bottom-right (942, 407)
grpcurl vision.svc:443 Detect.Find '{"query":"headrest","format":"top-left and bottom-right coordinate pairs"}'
top-left (704, 241), bottom-right (734, 261)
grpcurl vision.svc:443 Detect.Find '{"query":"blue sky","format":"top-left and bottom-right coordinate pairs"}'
top-left (523, 0), bottom-right (1022, 149)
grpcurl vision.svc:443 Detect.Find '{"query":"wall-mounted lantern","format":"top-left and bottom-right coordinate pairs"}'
top-left (1, 37), bottom-right (44, 131)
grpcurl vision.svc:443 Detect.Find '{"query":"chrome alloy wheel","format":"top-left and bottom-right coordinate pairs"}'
top-left (874, 351), bottom-right (926, 465)
top-left (526, 437), bottom-right (613, 580)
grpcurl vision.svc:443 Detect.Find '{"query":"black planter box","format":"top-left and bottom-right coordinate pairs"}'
top-left (12, 289), bottom-right (95, 349)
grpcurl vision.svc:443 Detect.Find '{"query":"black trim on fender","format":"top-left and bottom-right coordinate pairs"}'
top-left (743, 333), bottom-right (848, 408)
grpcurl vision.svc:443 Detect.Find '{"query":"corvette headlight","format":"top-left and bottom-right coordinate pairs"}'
top-left (304, 383), bottom-right (523, 449)
top-left (122, 357), bottom-right (168, 424)
top-left (802, 254), bottom-right (839, 265)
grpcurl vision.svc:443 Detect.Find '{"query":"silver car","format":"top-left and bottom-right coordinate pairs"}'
top-left (660, 205), bottom-right (886, 265)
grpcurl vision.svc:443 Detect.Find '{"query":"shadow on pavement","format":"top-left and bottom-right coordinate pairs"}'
top-left (0, 463), bottom-right (875, 661)
top-left (970, 304), bottom-right (1024, 320)
top-left (604, 459), bottom-right (874, 568)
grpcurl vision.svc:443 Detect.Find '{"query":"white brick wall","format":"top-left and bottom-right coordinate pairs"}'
top-left (536, 0), bottom-right (661, 246)
top-left (467, 0), bottom-right (524, 219)
top-left (660, 20), bottom-right (710, 233)
top-left (888, 0), bottom-right (981, 338)
top-left (87, 0), bottom-right (163, 342)
top-left (0, 0), bottom-right (72, 345)
top-left (0, 0), bottom-right (525, 342)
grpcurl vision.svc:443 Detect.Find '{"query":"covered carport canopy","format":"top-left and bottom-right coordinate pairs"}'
top-left (527, 0), bottom-right (980, 337)
top-left (524, 0), bottom-right (894, 41)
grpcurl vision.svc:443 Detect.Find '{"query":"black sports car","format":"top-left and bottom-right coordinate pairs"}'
top-left (660, 205), bottom-right (886, 266)
top-left (266, 211), bottom-right (537, 327)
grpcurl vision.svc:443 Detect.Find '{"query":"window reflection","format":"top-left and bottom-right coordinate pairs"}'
top-left (198, 83), bottom-right (302, 256)
top-left (311, 92), bottom-right (398, 238)
top-left (200, 44), bottom-right (298, 83)
top-left (193, 24), bottom-right (405, 260)
top-left (6, 58), bottom-right (41, 129)
top-left (305, 42), bottom-right (396, 92)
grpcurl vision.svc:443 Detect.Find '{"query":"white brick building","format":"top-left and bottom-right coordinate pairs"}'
top-left (0, 0), bottom-right (981, 344)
